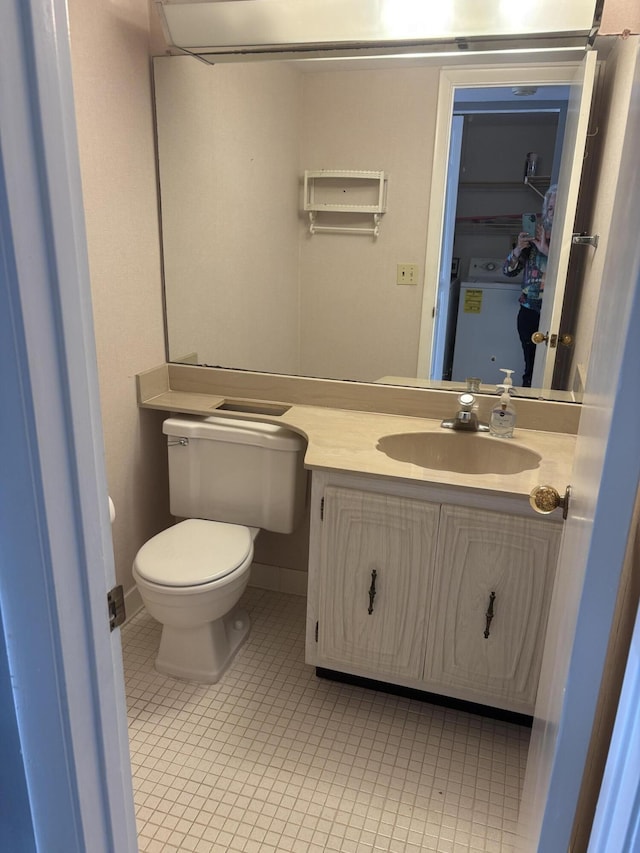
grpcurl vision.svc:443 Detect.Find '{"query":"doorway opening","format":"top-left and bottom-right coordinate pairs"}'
top-left (431, 85), bottom-right (570, 388)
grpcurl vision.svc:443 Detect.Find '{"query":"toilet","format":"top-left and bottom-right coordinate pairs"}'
top-left (133, 415), bottom-right (307, 683)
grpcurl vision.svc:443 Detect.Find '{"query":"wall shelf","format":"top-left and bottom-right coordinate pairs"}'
top-left (303, 170), bottom-right (388, 237)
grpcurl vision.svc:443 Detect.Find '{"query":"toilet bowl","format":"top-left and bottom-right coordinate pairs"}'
top-left (132, 415), bottom-right (307, 684)
top-left (133, 518), bottom-right (258, 682)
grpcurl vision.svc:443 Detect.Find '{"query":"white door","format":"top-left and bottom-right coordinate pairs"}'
top-left (587, 588), bottom-right (640, 851)
top-left (518, 43), bottom-right (640, 851)
top-left (531, 50), bottom-right (597, 388)
top-left (0, 1), bottom-right (136, 850)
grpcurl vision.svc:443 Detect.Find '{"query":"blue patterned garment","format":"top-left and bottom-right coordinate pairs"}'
top-left (502, 244), bottom-right (547, 312)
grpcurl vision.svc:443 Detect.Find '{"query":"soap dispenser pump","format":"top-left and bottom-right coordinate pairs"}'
top-left (489, 369), bottom-right (517, 438)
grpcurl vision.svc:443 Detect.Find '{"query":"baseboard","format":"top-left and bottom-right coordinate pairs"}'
top-left (124, 584), bottom-right (144, 623)
top-left (248, 561), bottom-right (307, 597)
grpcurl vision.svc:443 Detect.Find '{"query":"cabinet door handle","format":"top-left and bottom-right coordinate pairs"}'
top-left (368, 569), bottom-right (378, 615)
top-left (484, 591), bottom-right (496, 639)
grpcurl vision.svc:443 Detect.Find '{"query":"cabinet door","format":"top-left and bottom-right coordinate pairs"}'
top-left (426, 505), bottom-right (560, 710)
top-left (317, 486), bottom-right (439, 681)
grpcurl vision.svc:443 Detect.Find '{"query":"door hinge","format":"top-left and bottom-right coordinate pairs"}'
top-left (320, 497), bottom-right (324, 520)
top-left (315, 621), bottom-right (319, 642)
top-left (108, 585), bottom-right (126, 631)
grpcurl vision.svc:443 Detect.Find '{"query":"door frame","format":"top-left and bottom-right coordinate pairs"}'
top-left (0, 0), bottom-right (136, 850)
top-left (417, 59), bottom-right (596, 391)
top-left (430, 113), bottom-right (463, 380)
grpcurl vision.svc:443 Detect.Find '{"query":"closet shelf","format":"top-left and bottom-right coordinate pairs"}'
top-left (459, 181), bottom-right (530, 190)
top-left (455, 213), bottom-right (522, 235)
top-left (303, 170), bottom-right (388, 237)
top-left (458, 178), bottom-right (553, 195)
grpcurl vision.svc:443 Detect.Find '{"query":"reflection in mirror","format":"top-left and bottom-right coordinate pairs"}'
top-left (154, 56), bottom-right (587, 402)
top-left (430, 88), bottom-right (568, 389)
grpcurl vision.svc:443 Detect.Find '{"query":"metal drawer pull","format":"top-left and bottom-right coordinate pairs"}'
top-left (484, 591), bottom-right (496, 639)
top-left (368, 569), bottom-right (378, 615)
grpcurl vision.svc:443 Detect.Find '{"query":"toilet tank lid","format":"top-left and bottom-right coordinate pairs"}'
top-left (163, 415), bottom-right (305, 451)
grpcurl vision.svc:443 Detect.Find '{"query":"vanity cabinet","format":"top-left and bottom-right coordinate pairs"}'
top-left (316, 486), bottom-right (440, 681)
top-left (425, 505), bottom-right (560, 709)
top-left (306, 472), bottom-right (562, 715)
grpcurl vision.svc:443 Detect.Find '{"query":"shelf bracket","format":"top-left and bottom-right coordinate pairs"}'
top-left (524, 176), bottom-right (546, 199)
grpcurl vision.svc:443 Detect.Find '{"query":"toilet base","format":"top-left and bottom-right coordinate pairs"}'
top-left (155, 608), bottom-right (250, 683)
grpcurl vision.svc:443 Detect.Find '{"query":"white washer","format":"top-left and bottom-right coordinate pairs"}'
top-left (451, 257), bottom-right (524, 386)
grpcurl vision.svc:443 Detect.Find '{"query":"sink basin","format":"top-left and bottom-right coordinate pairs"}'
top-left (377, 432), bottom-right (542, 475)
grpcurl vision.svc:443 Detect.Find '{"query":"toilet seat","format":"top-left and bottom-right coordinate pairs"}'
top-left (134, 518), bottom-right (253, 587)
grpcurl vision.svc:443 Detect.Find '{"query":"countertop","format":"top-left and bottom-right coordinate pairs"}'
top-left (265, 404), bottom-right (574, 500)
top-left (141, 387), bottom-right (576, 502)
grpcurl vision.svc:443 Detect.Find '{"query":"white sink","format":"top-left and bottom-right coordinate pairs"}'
top-left (376, 431), bottom-right (542, 475)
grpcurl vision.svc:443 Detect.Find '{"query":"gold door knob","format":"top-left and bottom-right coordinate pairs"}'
top-left (531, 331), bottom-right (548, 345)
top-left (531, 332), bottom-right (575, 347)
top-left (530, 485), bottom-right (571, 519)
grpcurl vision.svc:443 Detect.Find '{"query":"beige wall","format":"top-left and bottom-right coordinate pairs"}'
top-left (156, 60), bottom-right (441, 383)
top-left (155, 57), bottom-right (303, 373)
top-left (299, 67), bottom-right (439, 382)
top-left (68, 0), bottom-right (170, 599)
top-left (601, 0), bottom-right (640, 34)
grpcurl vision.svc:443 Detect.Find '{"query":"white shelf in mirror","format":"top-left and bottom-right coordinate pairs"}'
top-left (303, 170), bottom-right (388, 237)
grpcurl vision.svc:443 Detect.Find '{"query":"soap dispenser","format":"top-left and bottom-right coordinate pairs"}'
top-left (489, 369), bottom-right (517, 438)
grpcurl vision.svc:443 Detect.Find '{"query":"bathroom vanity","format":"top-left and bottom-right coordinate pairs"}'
top-left (137, 362), bottom-right (576, 718)
top-left (304, 470), bottom-right (561, 716)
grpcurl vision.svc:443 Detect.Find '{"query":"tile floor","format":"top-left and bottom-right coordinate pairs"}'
top-left (122, 588), bottom-right (530, 853)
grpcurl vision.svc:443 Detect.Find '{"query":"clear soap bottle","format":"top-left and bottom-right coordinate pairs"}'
top-left (489, 369), bottom-right (517, 438)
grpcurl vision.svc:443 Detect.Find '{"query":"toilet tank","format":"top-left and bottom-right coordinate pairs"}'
top-left (162, 416), bottom-right (308, 533)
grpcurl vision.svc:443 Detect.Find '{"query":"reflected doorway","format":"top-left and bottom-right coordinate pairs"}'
top-left (431, 86), bottom-right (570, 389)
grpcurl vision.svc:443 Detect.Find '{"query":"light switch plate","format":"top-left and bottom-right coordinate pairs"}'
top-left (397, 264), bottom-right (418, 285)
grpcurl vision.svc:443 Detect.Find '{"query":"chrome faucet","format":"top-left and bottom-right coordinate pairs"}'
top-left (441, 392), bottom-right (490, 432)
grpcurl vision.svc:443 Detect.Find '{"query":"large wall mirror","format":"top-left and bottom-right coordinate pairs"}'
top-left (154, 52), bottom-right (596, 402)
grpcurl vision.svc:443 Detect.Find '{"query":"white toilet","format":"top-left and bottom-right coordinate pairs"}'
top-left (133, 415), bottom-right (307, 683)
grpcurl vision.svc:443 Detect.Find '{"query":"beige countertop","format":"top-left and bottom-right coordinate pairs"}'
top-left (140, 387), bottom-right (575, 501)
top-left (137, 364), bottom-right (576, 502)
top-left (265, 404), bottom-right (575, 500)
